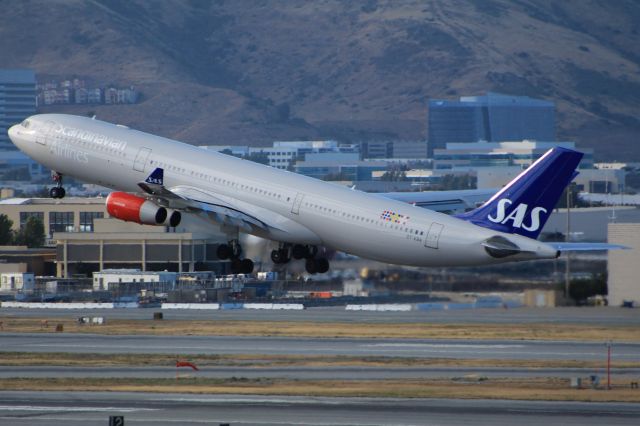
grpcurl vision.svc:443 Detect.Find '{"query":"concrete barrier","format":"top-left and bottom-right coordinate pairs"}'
top-left (345, 304), bottom-right (412, 312)
top-left (415, 303), bottom-right (446, 311)
top-left (161, 303), bottom-right (220, 310)
top-left (220, 303), bottom-right (244, 310)
top-left (1, 302), bottom-right (115, 309)
top-left (243, 303), bottom-right (305, 310)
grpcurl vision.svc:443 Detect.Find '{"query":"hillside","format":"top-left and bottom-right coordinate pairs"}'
top-left (1, 0), bottom-right (639, 159)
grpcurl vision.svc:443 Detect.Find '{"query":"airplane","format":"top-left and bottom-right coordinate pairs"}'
top-left (7, 114), bottom-right (622, 275)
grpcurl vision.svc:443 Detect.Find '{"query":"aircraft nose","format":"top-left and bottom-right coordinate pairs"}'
top-left (7, 124), bottom-right (17, 141)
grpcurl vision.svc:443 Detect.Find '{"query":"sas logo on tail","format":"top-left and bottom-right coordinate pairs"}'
top-left (487, 199), bottom-right (547, 232)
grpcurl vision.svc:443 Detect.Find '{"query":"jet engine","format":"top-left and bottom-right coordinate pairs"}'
top-left (106, 192), bottom-right (168, 226)
top-left (164, 209), bottom-right (182, 228)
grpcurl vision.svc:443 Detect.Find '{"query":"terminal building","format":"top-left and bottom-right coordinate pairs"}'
top-left (0, 197), bottom-right (228, 278)
top-left (428, 92), bottom-right (556, 156)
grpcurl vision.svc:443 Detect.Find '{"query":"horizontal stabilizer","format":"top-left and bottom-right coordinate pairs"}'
top-left (550, 242), bottom-right (629, 251)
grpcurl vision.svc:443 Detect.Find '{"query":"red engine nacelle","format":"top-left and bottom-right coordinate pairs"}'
top-left (106, 192), bottom-right (167, 226)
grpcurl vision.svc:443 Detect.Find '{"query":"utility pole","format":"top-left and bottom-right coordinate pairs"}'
top-left (564, 184), bottom-right (572, 300)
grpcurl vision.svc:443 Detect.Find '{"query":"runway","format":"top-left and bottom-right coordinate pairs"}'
top-left (1, 365), bottom-right (638, 380)
top-left (2, 333), bottom-right (639, 361)
top-left (2, 306), bottom-right (640, 325)
top-left (0, 391), bottom-right (638, 425)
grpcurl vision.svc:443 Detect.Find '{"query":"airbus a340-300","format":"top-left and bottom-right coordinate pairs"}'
top-left (8, 114), bottom-right (620, 274)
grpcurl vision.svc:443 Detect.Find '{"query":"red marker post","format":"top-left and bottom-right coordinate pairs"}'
top-left (176, 360), bottom-right (199, 380)
top-left (606, 341), bottom-right (612, 390)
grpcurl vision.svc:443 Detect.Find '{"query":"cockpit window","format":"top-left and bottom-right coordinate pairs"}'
top-left (21, 120), bottom-right (30, 128)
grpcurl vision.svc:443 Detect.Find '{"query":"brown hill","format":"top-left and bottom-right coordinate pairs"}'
top-left (1, 0), bottom-right (639, 159)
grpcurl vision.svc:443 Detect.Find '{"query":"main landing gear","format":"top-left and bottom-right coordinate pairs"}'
top-left (217, 240), bottom-right (254, 274)
top-left (271, 244), bottom-right (330, 274)
top-left (49, 172), bottom-right (66, 199)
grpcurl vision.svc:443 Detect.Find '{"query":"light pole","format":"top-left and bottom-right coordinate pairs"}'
top-left (564, 184), bottom-right (572, 300)
top-left (606, 340), bottom-right (612, 390)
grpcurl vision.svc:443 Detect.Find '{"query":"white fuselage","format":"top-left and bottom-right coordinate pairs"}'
top-left (8, 114), bottom-right (558, 267)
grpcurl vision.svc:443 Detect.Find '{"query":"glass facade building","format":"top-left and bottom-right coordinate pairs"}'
top-left (428, 92), bottom-right (555, 157)
top-left (0, 69), bottom-right (36, 151)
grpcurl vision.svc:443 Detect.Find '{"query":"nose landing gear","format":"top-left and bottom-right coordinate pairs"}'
top-left (49, 172), bottom-right (66, 199)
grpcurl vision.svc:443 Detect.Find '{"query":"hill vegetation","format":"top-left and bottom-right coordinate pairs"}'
top-left (1, 0), bottom-right (639, 159)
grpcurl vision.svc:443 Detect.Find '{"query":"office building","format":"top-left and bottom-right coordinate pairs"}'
top-left (0, 69), bottom-right (36, 151)
top-left (428, 92), bottom-right (555, 156)
top-left (295, 153), bottom-right (387, 181)
top-left (433, 141), bottom-right (593, 170)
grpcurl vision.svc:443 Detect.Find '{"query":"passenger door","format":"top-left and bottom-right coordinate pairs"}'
top-left (291, 192), bottom-right (305, 215)
top-left (133, 147), bottom-right (152, 172)
top-left (424, 222), bottom-right (444, 249)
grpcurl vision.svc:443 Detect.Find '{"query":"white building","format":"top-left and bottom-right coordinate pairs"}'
top-left (607, 223), bottom-right (640, 307)
top-left (93, 269), bottom-right (178, 291)
top-left (0, 272), bottom-right (35, 292)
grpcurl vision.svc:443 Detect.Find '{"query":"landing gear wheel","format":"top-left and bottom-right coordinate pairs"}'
top-left (240, 258), bottom-right (254, 274)
top-left (50, 172), bottom-right (65, 199)
top-left (278, 248), bottom-right (290, 264)
top-left (292, 244), bottom-right (306, 260)
top-left (49, 186), bottom-right (66, 199)
top-left (230, 258), bottom-right (243, 274)
top-left (316, 257), bottom-right (330, 274)
top-left (305, 258), bottom-right (318, 274)
top-left (271, 249), bottom-right (282, 264)
top-left (217, 244), bottom-right (231, 260)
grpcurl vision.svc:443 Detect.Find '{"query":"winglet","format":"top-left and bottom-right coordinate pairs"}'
top-left (145, 168), bottom-right (164, 186)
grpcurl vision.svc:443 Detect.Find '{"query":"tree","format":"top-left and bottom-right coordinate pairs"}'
top-left (380, 170), bottom-right (408, 182)
top-left (244, 152), bottom-right (270, 165)
top-left (439, 174), bottom-right (477, 190)
top-left (0, 214), bottom-right (14, 245)
top-left (568, 273), bottom-right (608, 304)
top-left (14, 216), bottom-right (45, 248)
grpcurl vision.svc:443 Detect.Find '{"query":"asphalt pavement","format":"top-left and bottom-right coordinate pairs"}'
top-left (1, 391), bottom-right (638, 425)
top-left (2, 333), bottom-right (639, 361)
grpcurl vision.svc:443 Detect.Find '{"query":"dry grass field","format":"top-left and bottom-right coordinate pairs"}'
top-left (1, 317), bottom-right (638, 342)
top-left (1, 377), bottom-right (638, 402)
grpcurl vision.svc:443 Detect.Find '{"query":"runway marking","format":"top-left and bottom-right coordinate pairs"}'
top-left (0, 416), bottom-right (423, 425)
top-left (364, 343), bottom-right (526, 349)
top-left (0, 405), bottom-right (157, 412)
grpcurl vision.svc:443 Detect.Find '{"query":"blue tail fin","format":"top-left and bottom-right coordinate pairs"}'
top-left (455, 147), bottom-right (583, 239)
top-left (145, 168), bottom-right (164, 186)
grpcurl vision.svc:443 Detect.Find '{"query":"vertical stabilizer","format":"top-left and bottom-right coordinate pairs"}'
top-left (455, 147), bottom-right (583, 239)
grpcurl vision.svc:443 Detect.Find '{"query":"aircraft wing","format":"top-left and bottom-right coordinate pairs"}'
top-left (379, 189), bottom-right (497, 212)
top-left (137, 168), bottom-right (277, 233)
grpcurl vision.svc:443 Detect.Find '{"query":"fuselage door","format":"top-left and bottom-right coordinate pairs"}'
top-left (36, 121), bottom-right (55, 145)
top-left (133, 147), bottom-right (152, 172)
top-left (425, 222), bottom-right (444, 249)
top-left (291, 192), bottom-right (305, 215)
